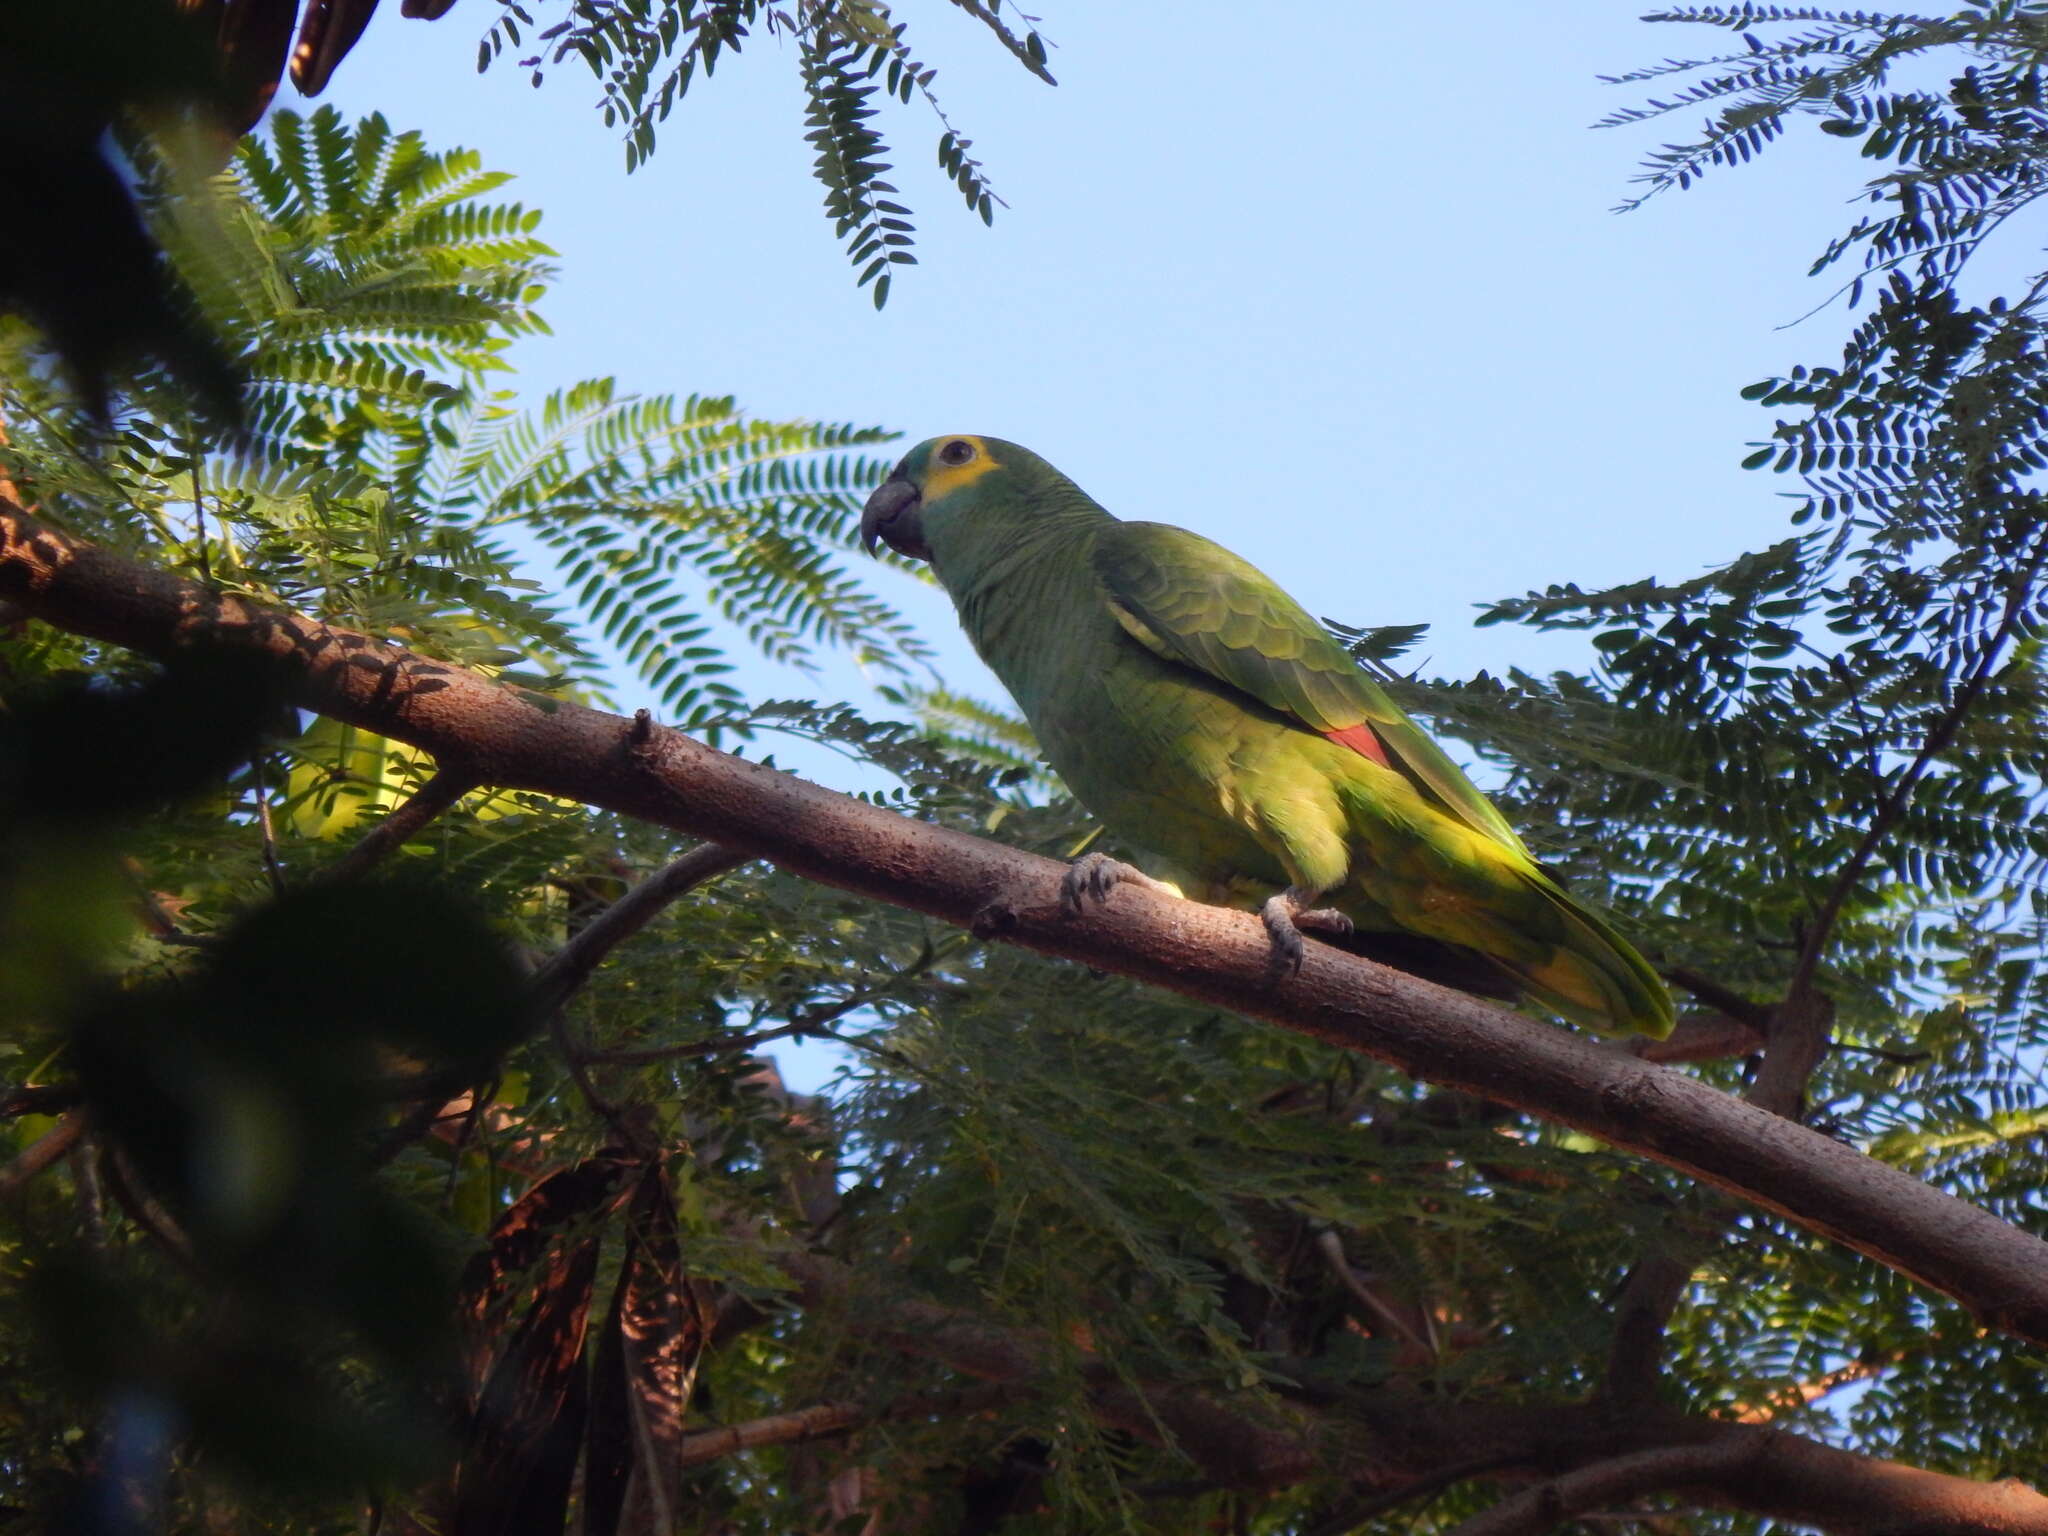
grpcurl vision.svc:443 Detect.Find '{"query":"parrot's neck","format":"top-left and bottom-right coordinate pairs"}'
top-left (938, 501), bottom-right (1117, 703)
top-left (932, 495), bottom-right (1111, 606)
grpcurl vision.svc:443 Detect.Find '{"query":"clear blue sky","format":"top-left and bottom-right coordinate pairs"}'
top-left (320, 2), bottom-right (1869, 702)
top-left (314, 5), bottom-right (1880, 1085)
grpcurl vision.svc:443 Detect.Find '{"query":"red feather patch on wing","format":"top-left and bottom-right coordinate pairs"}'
top-left (1324, 722), bottom-right (1392, 769)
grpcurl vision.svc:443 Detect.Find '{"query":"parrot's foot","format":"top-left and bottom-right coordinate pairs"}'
top-left (1060, 853), bottom-right (1175, 917)
top-left (1261, 889), bottom-right (1353, 975)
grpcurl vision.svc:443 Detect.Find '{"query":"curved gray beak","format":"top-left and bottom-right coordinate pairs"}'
top-left (860, 477), bottom-right (930, 561)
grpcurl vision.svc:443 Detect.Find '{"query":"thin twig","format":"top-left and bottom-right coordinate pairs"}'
top-left (533, 842), bottom-right (750, 1135)
top-left (528, 842), bottom-right (751, 1017)
top-left (1311, 1229), bottom-right (1432, 1361)
top-left (676, 1400), bottom-right (866, 1466)
top-left (1834, 1041), bottom-right (1931, 1065)
top-left (318, 766), bottom-right (480, 884)
top-left (577, 1012), bottom-right (820, 1067)
top-left (128, 861), bottom-right (193, 939)
top-left (190, 430), bottom-right (210, 585)
top-left (552, 1008), bottom-right (625, 1130)
top-left (0, 1111), bottom-right (85, 1197)
top-left (578, 986), bottom-right (887, 1067)
top-left (675, 1384), bottom-right (1015, 1468)
top-left (1731, 1357), bottom-right (1890, 1424)
top-left (443, 1075), bottom-right (494, 1210)
top-left (252, 755), bottom-right (286, 897)
top-left (369, 1078), bottom-right (470, 1169)
top-left (945, 0), bottom-right (1056, 83)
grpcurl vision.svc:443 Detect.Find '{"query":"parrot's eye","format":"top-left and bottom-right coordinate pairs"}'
top-left (937, 439), bottom-right (975, 467)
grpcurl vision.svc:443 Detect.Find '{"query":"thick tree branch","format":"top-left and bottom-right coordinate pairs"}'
top-left (1445, 1444), bottom-right (1746, 1536)
top-left (1746, 988), bottom-right (1836, 1123)
top-left (8, 501), bottom-right (2048, 1345)
top-left (1620, 1008), bottom-right (1767, 1066)
top-left (1601, 1234), bottom-right (1703, 1410)
top-left (1443, 1429), bottom-right (2048, 1536)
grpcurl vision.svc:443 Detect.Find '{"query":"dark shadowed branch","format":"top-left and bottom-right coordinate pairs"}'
top-left (1, 1083), bottom-right (82, 1119)
top-left (1442, 1429), bottom-right (2048, 1536)
top-left (773, 1242), bottom-right (2048, 1529)
top-left (674, 1385), bottom-right (1016, 1469)
top-left (316, 765), bottom-right (482, 885)
top-left (527, 840), bottom-right (752, 1135)
top-left (1302, 1456), bottom-right (1533, 1536)
top-left (0, 1112), bottom-right (85, 1198)
top-left (577, 991), bottom-right (871, 1067)
top-left (528, 839), bottom-right (753, 1018)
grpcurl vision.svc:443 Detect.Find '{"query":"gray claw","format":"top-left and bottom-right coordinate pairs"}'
top-left (1261, 888), bottom-right (1346, 976)
top-left (1061, 853), bottom-right (1177, 917)
top-left (1061, 852), bottom-right (1128, 916)
top-left (1261, 894), bottom-right (1308, 974)
top-left (1297, 907), bottom-right (1354, 938)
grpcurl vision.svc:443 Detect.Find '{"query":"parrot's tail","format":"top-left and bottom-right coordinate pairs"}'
top-left (1506, 872), bottom-right (1674, 1038)
top-left (1328, 784), bottom-right (1674, 1036)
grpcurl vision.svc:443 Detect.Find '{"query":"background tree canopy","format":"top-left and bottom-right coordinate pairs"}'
top-left (4, 4), bottom-right (2048, 1534)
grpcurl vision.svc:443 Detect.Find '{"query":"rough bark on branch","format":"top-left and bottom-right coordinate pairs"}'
top-left (1442, 1429), bottom-right (2048, 1536)
top-left (7, 500), bottom-right (2048, 1346)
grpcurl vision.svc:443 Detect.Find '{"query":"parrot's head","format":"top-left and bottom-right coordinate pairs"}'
top-left (859, 435), bottom-right (1075, 572)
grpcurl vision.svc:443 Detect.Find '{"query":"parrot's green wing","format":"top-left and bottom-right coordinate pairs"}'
top-left (1093, 521), bottom-right (1530, 858)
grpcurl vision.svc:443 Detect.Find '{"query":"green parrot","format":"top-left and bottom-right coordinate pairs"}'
top-left (861, 434), bottom-right (1674, 1037)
